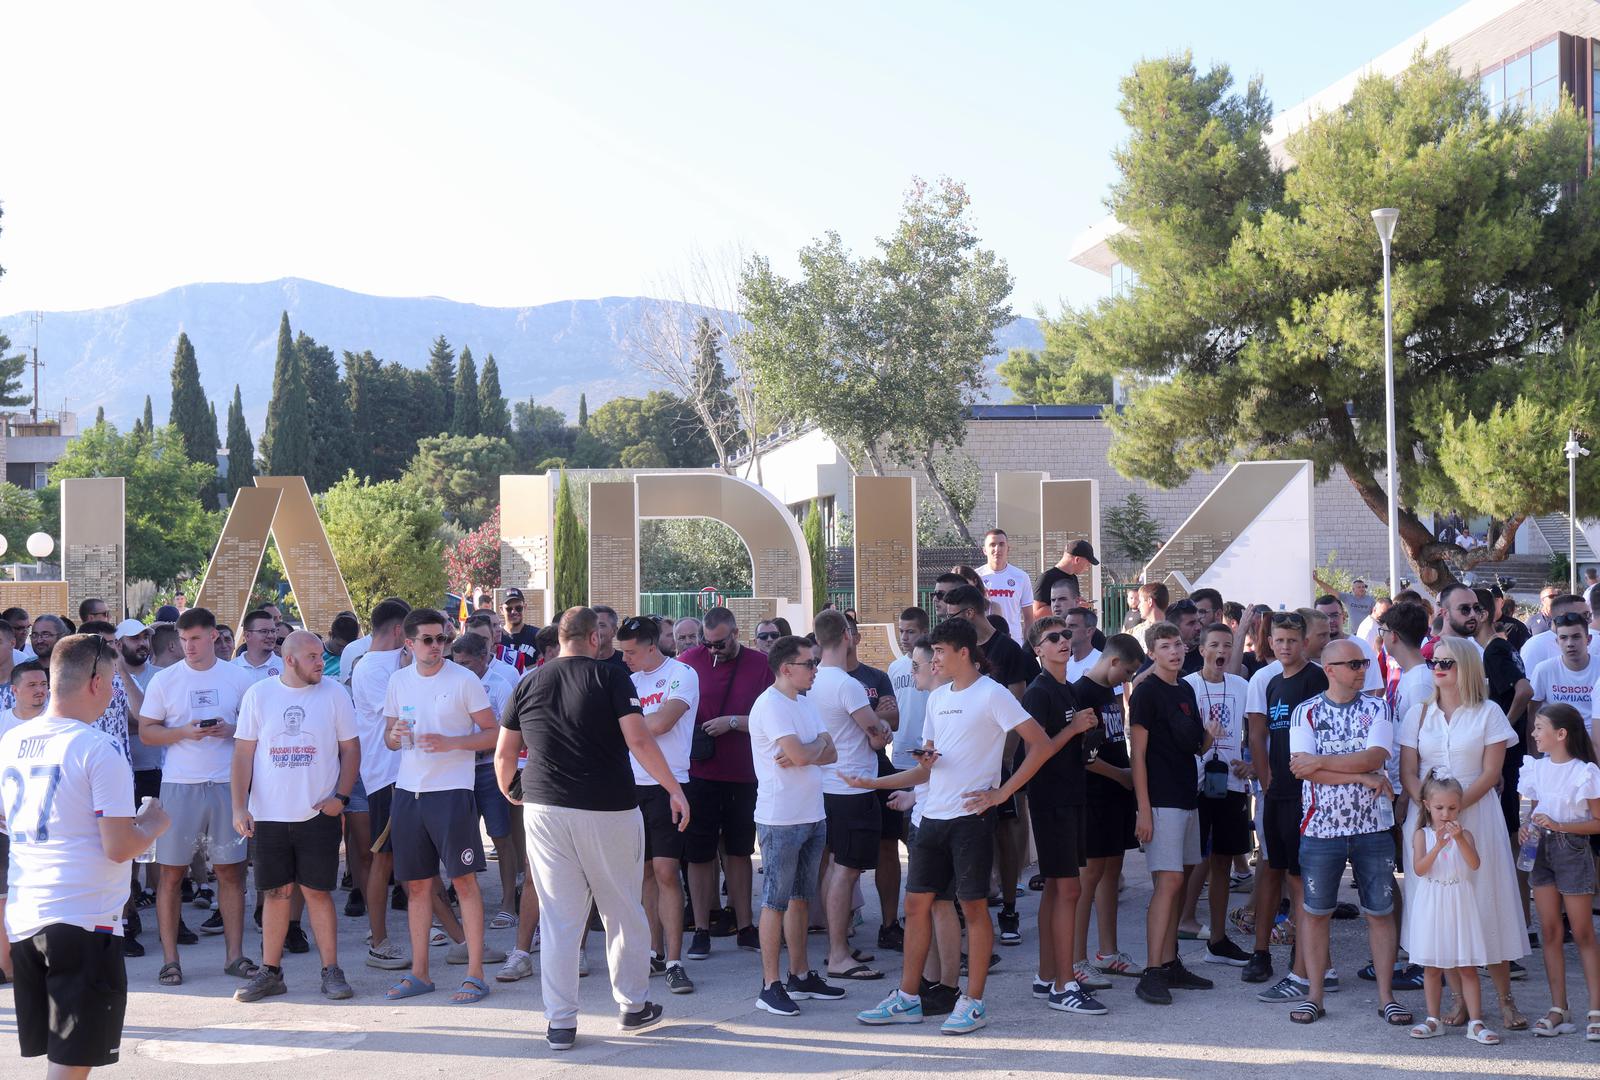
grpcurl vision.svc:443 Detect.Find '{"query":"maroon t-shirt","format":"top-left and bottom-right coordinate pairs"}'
top-left (680, 642), bottom-right (775, 784)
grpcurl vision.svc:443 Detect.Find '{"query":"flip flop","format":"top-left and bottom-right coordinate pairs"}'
top-left (223, 956), bottom-right (259, 979)
top-left (448, 976), bottom-right (490, 1004)
top-left (825, 964), bottom-right (883, 981)
top-left (851, 947), bottom-right (876, 964)
top-left (385, 974), bottom-right (436, 1000)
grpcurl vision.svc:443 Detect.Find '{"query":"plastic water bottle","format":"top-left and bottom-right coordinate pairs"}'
top-left (1516, 824), bottom-right (1545, 872)
top-left (134, 796), bottom-right (158, 863)
top-left (398, 704), bottom-right (417, 751)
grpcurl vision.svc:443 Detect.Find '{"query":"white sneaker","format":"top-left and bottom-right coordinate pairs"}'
top-left (496, 948), bottom-right (534, 982)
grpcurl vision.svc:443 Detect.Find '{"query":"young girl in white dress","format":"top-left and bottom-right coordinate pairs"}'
top-left (1407, 774), bottom-right (1498, 1045)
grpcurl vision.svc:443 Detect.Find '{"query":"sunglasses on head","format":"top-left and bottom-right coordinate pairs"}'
top-left (1553, 612), bottom-right (1590, 627)
top-left (1426, 657), bottom-right (1457, 671)
top-left (620, 616), bottom-right (652, 633)
top-left (1271, 614), bottom-right (1306, 629)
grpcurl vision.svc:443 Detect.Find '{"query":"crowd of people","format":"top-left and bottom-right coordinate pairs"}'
top-left (3, 533), bottom-right (1600, 1073)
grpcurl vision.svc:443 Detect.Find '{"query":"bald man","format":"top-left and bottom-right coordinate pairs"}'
top-left (231, 630), bottom-right (361, 1001)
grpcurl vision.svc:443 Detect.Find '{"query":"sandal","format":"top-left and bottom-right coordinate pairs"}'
top-left (1498, 993), bottom-right (1528, 1031)
top-left (384, 974), bottom-right (436, 1000)
top-left (1409, 1016), bottom-right (1444, 1039)
top-left (448, 975), bottom-right (490, 1004)
top-left (850, 947), bottom-right (875, 964)
top-left (1441, 1002), bottom-right (1468, 1027)
top-left (223, 956), bottom-right (259, 979)
top-left (158, 961), bottom-right (183, 986)
top-left (1381, 1001), bottom-right (1414, 1026)
top-left (489, 910), bottom-right (517, 930)
top-left (1289, 1000), bottom-right (1325, 1024)
top-left (825, 963), bottom-right (883, 981)
top-left (1532, 1006), bottom-right (1574, 1037)
top-left (1587, 1009), bottom-right (1600, 1042)
top-left (1465, 1019), bottom-right (1501, 1045)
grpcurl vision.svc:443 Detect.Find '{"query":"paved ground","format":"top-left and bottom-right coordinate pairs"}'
top-left (3, 847), bottom-right (1598, 1078)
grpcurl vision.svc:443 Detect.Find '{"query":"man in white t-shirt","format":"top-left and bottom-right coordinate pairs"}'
top-left (748, 634), bottom-right (843, 1017)
top-left (1530, 611), bottom-right (1600, 734)
top-left (1520, 593), bottom-right (1600, 679)
top-left (1, 633), bottom-right (171, 1074)
top-left (617, 615), bottom-right (701, 993)
top-left (350, 598), bottom-right (411, 969)
top-left (810, 610), bottom-right (892, 979)
top-left (234, 609), bottom-right (285, 682)
top-left (1064, 608), bottom-right (1103, 684)
top-left (230, 630), bottom-right (360, 1003)
top-left (136, 606), bottom-right (262, 985)
top-left (889, 608), bottom-right (930, 771)
top-left (979, 528), bottom-right (1032, 641)
top-left (852, 616), bottom-right (1056, 1034)
top-left (381, 608), bottom-right (497, 1005)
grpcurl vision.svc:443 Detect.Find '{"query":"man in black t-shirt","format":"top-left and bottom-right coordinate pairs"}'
top-left (499, 589), bottom-right (541, 672)
top-left (1031, 539), bottom-right (1099, 623)
top-left (1483, 623), bottom-right (1531, 842)
top-left (496, 607), bottom-right (686, 1051)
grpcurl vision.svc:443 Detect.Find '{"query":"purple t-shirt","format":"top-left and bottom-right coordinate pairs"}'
top-left (680, 643), bottom-right (774, 785)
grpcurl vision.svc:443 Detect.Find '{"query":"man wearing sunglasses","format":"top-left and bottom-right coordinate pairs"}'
top-left (753, 621), bottom-right (783, 654)
top-left (1315, 595), bottom-right (1381, 694)
top-left (1432, 583), bottom-right (1487, 660)
top-left (929, 572), bottom-right (967, 624)
top-left (501, 589), bottom-right (540, 672)
top-left (1527, 583), bottom-right (1562, 637)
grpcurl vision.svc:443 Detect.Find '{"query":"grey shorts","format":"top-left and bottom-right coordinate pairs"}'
top-left (1146, 806), bottom-right (1201, 873)
top-left (156, 781), bottom-right (248, 865)
top-left (1530, 829), bottom-right (1598, 896)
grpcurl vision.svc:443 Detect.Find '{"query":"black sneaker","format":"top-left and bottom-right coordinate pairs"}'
top-left (1508, 959), bottom-right (1527, 980)
top-left (665, 964), bottom-right (694, 995)
top-left (193, 885), bottom-right (215, 910)
top-left (650, 952), bottom-right (668, 977)
top-left (344, 889), bottom-right (366, 918)
top-left (786, 970), bottom-right (845, 1000)
top-left (1048, 982), bottom-right (1109, 1015)
top-left (736, 925), bottom-right (760, 952)
top-left (199, 912), bottom-right (224, 936)
top-left (341, 869), bottom-right (354, 890)
top-left (284, 922), bottom-right (311, 954)
top-left (1204, 937), bottom-right (1252, 967)
top-left (177, 919), bottom-right (199, 945)
top-left (708, 906), bottom-right (737, 937)
top-left (1163, 958), bottom-right (1214, 990)
top-left (1241, 950), bottom-right (1272, 984)
top-left (877, 921), bottom-right (904, 952)
top-left (757, 981), bottom-right (800, 1017)
top-left (546, 1026), bottom-right (576, 1051)
top-left (686, 930), bottom-right (711, 960)
top-left (1135, 966), bottom-right (1172, 1005)
top-left (125, 908), bottom-right (142, 937)
top-left (181, 879), bottom-right (196, 904)
top-left (123, 935), bottom-right (146, 957)
top-left (1392, 964), bottom-right (1425, 991)
top-left (921, 982), bottom-right (959, 1016)
top-left (619, 1001), bottom-right (664, 1031)
top-left (997, 909), bottom-right (1022, 945)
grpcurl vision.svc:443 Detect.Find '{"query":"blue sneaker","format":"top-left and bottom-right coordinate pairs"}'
top-left (857, 989), bottom-right (923, 1025)
top-left (940, 995), bottom-right (988, 1035)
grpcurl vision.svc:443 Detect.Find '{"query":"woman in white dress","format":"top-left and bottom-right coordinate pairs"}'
top-left (1399, 636), bottom-right (1529, 1030)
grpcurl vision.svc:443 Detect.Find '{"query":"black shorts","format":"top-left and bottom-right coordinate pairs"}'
top-left (254, 813), bottom-right (343, 891)
top-left (1084, 783), bottom-right (1137, 859)
top-left (1198, 790), bottom-right (1253, 858)
top-left (907, 811), bottom-right (996, 901)
top-left (1263, 797), bottom-right (1303, 876)
top-left (0, 831), bottom-right (8, 883)
top-left (133, 768), bottom-right (162, 805)
top-left (13, 924), bottom-right (127, 1067)
top-left (875, 754), bottom-right (904, 842)
top-left (368, 782), bottom-right (396, 854)
top-left (824, 792), bottom-right (882, 871)
top-left (1029, 803), bottom-right (1086, 878)
top-left (638, 784), bottom-right (685, 861)
top-left (683, 778), bottom-right (757, 862)
top-left (392, 788), bottom-right (484, 882)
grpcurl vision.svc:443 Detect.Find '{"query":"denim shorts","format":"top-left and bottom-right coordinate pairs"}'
top-left (473, 762), bottom-right (513, 839)
top-left (757, 819), bottom-right (826, 912)
top-left (1530, 829), bottom-right (1598, 896)
top-left (1299, 831), bottom-right (1396, 916)
top-left (344, 776), bottom-right (369, 815)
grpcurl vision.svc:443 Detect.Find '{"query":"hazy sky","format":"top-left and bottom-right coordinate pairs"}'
top-left (2, 0), bottom-right (1460, 319)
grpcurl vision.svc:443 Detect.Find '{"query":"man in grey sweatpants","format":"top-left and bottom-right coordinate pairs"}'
top-left (495, 606), bottom-right (689, 1051)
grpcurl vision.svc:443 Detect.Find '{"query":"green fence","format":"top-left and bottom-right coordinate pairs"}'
top-left (641, 582), bottom-right (1130, 629)
top-left (638, 591), bottom-right (753, 621)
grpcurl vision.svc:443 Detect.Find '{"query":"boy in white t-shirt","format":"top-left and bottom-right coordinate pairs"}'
top-left (1530, 612), bottom-right (1600, 735)
top-left (230, 630), bottom-right (360, 1003)
top-left (617, 616), bottom-right (701, 992)
top-left (851, 617), bottom-right (1056, 1035)
top-left (979, 529), bottom-right (1032, 642)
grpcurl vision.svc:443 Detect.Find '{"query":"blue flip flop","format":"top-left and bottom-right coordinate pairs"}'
top-left (449, 975), bottom-right (490, 1004)
top-left (385, 974), bottom-right (436, 1000)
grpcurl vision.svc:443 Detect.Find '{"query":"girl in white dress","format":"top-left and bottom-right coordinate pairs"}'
top-left (1407, 775), bottom-right (1498, 1044)
top-left (1398, 637), bottom-right (1528, 1030)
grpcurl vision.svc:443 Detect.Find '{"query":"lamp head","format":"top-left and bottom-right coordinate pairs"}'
top-left (1371, 208), bottom-right (1399, 245)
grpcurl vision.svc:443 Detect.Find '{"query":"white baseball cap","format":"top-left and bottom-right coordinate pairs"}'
top-left (114, 618), bottom-right (149, 639)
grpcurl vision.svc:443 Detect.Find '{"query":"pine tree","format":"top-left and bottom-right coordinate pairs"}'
top-left (424, 335), bottom-right (456, 435)
top-left (225, 385), bottom-right (256, 495)
top-left (451, 346), bottom-right (481, 436)
top-left (210, 401), bottom-right (220, 452)
top-left (142, 395), bottom-right (154, 431)
top-left (553, 469), bottom-right (588, 609)
top-left (296, 331), bottom-right (352, 490)
top-left (260, 312), bottom-right (313, 476)
top-left (0, 333), bottom-right (27, 408)
top-left (95, 405), bottom-right (105, 426)
top-left (478, 354), bottom-right (510, 439)
top-left (578, 392), bottom-right (588, 429)
top-left (168, 332), bottom-right (216, 467)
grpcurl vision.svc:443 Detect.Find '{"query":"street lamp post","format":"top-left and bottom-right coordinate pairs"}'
top-left (1566, 429), bottom-right (1588, 593)
top-left (1372, 208), bottom-right (1400, 597)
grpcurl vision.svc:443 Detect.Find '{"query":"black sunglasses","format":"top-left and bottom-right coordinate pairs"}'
top-left (1453, 603), bottom-right (1485, 615)
top-left (755, 631), bottom-right (780, 641)
top-left (704, 636), bottom-right (732, 650)
top-left (784, 658), bottom-right (819, 670)
top-left (1553, 612), bottom-right (1590, 627)
top-left (931, 590), bottom-right (952, 602)
top-left (1037, 631), bottom-right (1068, 645)
top-left (1271, 614), bottom-right (1306, 629)
top-left (1426, 657), bottom-right (1457, 671)
top-left (620, 617), bottom-right (652, 633)
top-left (1326, 658), bottom-right (1371, 671)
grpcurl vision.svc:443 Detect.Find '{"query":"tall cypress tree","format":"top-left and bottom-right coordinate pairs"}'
top-left (450, 346), bottom-right (480, 436)
top-left (260, 313), bottom-right (313, 477)
top-left (210, 401), bottom-right (221, 452)
top-left (167, 332), bottom-right (215, 467)
top-left (95, 405), bottom-right (105, 426)
top-left (424, 335), bottom-right (455, 435)
top-left (478, 353), bottom-right (510, 439)
top-left (553, 469), bottom-right (588, 608)
top-left (296, 330), bottom-right (351, 490)
top-left (225, 384), bottom-right (256, 494)
top-left (578, 392), bottom-right (588, 429)
top-left (142, 395), bottom-right (155, 431)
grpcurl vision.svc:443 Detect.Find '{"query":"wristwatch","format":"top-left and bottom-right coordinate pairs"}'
top-left (334, 792), bottom-right (351, 807)
top-left (729, 716), bottom-right (740, 732)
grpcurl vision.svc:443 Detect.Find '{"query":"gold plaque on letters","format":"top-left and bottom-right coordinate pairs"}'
top-left (253, 476), bottom-right (355, 635)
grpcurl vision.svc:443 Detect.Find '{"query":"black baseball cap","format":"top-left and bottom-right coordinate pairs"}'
top-left (503, 588), bottom-right (524, 602)
top-left (1069, 540), bottom-right (1099, 565)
